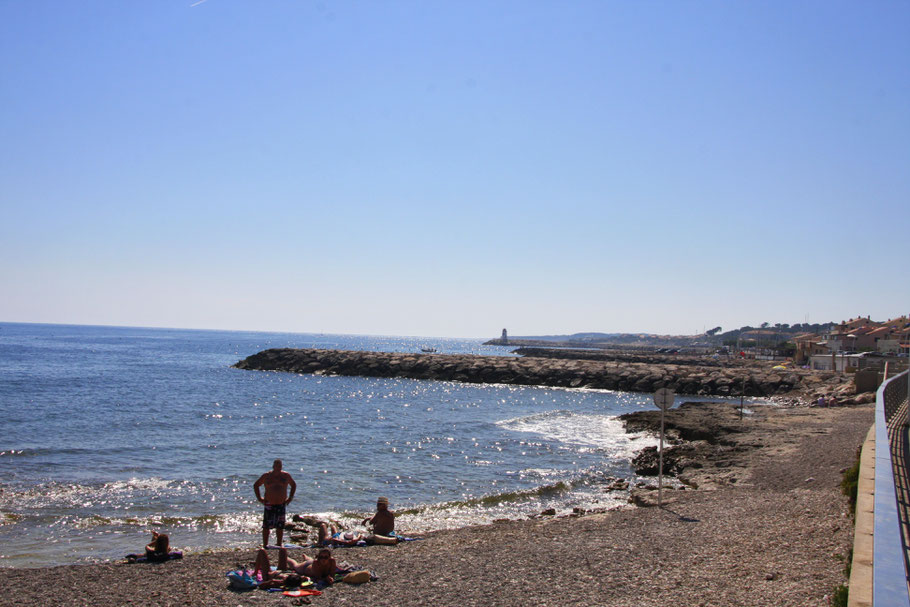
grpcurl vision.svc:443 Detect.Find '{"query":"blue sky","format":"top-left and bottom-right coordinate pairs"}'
top-left (2, 1), bottom-right (908, 338)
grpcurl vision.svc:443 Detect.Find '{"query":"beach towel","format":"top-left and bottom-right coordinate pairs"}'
top-left (226, 569), bottom-right (259, 591)
top-left (264, 576), bottom-right (315, 591)
top-left (125, 550), bottom-right (183, 563)
top-left (283, 588), bottom-right (323, 597)
top-left (330, 531), bottom-right (367, 546)
top-left (265, 544), bottom-right (307, 550)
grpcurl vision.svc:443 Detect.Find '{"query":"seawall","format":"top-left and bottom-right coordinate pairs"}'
top-left (232, 348), bottom-right (850, 398)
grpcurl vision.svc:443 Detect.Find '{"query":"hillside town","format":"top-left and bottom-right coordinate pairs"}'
top-left (784, 315), bottom-right (910, 371)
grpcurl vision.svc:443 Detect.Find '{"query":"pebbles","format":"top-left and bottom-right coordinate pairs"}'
top-left (0, 403), bottom-right (873, 607)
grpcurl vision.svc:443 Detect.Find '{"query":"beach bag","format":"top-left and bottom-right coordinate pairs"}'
top-left (341, 570), bottom-right (371, 584)
top-left (226, 569), bottom-right (258, 590)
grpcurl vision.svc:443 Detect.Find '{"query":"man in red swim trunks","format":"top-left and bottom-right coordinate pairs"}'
top-left (254, 459), bottom-right (297, 547)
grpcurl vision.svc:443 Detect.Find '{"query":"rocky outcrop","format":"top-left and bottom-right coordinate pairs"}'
top-left (233, 348), bottom-right (854, 398)
top-left (622, 402), bottom-right (750, 478)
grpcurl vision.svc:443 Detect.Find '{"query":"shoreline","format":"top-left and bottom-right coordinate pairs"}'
top-left (0, 401), bottom-right (874, 606)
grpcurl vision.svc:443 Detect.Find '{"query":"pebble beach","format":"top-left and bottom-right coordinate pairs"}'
top-left (0, 401), bottom-right (873, 607)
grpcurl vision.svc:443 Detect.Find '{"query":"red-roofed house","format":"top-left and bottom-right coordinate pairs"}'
top-left (793, 333), bottom-right (828, 363)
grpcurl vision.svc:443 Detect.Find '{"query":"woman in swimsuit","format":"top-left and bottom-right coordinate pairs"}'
top-left (254, 547), bottom-right (338, 586)
top-left (144, 531), bottom-right (170, 562)
top-left (302, 548), bottom-right (338, 585)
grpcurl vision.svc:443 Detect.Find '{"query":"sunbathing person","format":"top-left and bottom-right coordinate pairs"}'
top-left (317, 522), bottom-right (338, 546)
top-left (303, 548), bottom-right (338, 585)
top-left (362, 496), bottom-right (394, 534)
top-left (252, 548), bottom-right (305, 589)
top-left (125, 531), bottom-right (182, 563)
top-left (361, 496), bottom-right (398, 544)
top-left (328, 530), bottom-right (367, 546)
top-left (254, 547), bottom-right (338, 586)
top-left (323, 528), bottom-right (396, 548)
top-left (145, 531), bottom-right (170, 562)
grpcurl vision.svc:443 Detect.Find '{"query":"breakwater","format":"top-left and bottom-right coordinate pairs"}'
top-left (233, 348), bottom-right (843, 397)
top-left (511, 347), bottom-right (748, 368)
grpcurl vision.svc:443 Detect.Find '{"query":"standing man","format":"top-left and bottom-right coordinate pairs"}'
top-left (254, 459), bottom-right (297, 547)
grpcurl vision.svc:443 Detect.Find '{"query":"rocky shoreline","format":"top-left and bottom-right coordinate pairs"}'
top-left (0, 401), bottom-right (875, 606)
top-left (234, 347), bottom-right (863, 400)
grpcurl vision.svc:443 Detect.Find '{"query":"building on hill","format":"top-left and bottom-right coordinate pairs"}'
top-left (837, 316), bottom-right (874, 332)
top-left (868, 325), bottom-right (898, 353)
top-left (813, 315), bottom-right (910, 355)
top-left (872, 318), bottom-right (910, 354)
top-left (793, 333), bottom-right (828, 364)
top-left (825, 317), bottom-right (880, 353)
top-left (846, 325), bottom-right (879, 351)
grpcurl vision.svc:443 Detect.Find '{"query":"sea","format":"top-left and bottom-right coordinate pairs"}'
top-left (0, 322), bottom-right (741, 568)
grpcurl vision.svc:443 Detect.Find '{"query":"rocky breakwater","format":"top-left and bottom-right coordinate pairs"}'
top-left (233, 348), bottom-right (852, 398)
top-left (512, 347), bottom-right (752, 368)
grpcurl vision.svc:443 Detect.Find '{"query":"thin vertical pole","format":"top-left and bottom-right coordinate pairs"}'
top-left (741, 376), bottom-right (746, 420)
top-left (658, 405), bottom-right (665, 508)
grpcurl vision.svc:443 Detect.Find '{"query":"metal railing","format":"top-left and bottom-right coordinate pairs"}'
top-left (874, 370), bottom-right (910, 605)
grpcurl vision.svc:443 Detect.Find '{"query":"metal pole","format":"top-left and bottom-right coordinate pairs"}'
top-left (658, 405), bottom-right (665, 507)
top-left (740, 376), bottom-right (746, 420)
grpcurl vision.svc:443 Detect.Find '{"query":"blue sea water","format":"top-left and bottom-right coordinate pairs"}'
top-left (0, 322), bottom-right (730, 567)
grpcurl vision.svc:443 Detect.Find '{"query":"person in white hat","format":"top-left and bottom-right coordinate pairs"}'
top-left (362, 496), bottom-right (396, 541)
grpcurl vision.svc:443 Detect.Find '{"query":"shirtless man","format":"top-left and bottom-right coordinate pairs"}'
top-left (362, 496), bottom-right (396, 539)
top-left (253, 459), bottom-right (297, 547)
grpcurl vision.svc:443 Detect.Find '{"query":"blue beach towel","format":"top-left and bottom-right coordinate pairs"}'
top-left (226, 569), bottom-right (259, 591)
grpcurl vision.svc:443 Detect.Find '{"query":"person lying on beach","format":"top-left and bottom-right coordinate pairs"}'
top-left (253, 569), bottom-right (305, 591)
top-left (317, 522), bottom-right (337, 546)
top-left (252, 548), bottom-right (307, 589)
top-left (145, 531), bottom-right (169, 562)
top-left (305, 548), bottom-right (338, 585)
top-left (254, 547), bottom-right (338, 586)
top-left (321, 526), bottom-right (397, 547)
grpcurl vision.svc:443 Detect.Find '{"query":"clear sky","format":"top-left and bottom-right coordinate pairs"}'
top-left (1, 1), bottom-right (908, 338)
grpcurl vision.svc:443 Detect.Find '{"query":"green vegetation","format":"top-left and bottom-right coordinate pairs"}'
top-left (714, 321), bottom-right (834, 350)
top-left (778, 341), bottom-right (796, 356)
top-left (831, 453), bottom-right (861, 607)
top-left (831, 583), bottom-right (849, 607)
top-left (841, 449), bottom-right (861, 516)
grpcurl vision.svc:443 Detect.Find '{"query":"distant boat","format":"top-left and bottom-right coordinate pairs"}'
top-left (420, 347), bottom-right (438, 353)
